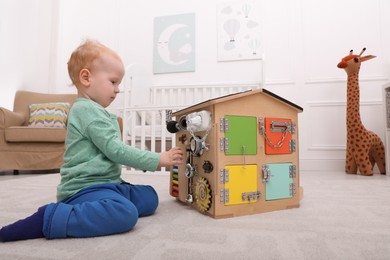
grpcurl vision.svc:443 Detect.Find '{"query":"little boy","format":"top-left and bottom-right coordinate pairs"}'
top-left (0, 40), bottom-right (183, 242)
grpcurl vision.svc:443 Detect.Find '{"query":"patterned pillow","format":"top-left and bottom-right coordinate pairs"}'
top-left (28, 102), bottom-right (70, 128)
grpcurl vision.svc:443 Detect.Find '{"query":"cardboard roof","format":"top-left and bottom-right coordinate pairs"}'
top-left (173, 88), bottom-right (303, 115)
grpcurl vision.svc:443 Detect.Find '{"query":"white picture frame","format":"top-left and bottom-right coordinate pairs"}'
top-left (153, 13), bottom-right (196, 74)
top-left (217, 1), bottom-right (262, 61)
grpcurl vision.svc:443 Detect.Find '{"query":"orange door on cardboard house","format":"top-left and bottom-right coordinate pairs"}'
top-left (264, 117), bottom-right (294, 155)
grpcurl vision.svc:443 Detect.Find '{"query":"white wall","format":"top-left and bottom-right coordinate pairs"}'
top-left (296, 0), bottom-right (390, 171)
top-left (1, 0), bottom-right (390, 172)
top-left (0, 0), bottom-right (57, 110)
top-left (52, 0), bottom-right (267, 100)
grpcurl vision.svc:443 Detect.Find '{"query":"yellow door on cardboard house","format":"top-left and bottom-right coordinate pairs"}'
top-left (220, 165), bottom-right (259, 205)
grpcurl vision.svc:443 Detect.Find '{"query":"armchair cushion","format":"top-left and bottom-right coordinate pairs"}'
top-left (5, 127), bottom-right (66, 142)
top-left (0, 107), bottom-right (25, 128)
top-left (28, 102), bottom-right (70, 128)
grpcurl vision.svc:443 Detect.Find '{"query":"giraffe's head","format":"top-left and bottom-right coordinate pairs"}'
top-left (337, 48), bottom-right (376, 76)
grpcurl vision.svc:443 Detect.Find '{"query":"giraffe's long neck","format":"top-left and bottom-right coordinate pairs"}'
top-left (346, 72), bottom-right (364, 132)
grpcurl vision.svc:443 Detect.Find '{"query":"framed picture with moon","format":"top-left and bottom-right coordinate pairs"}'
top-left (217, 0), bottom-right (262, 61)
top-left (153, 13), bottom-right (196, 74)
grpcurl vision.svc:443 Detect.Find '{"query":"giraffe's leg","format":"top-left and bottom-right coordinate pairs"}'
top-left (345, 149), bottom-right (357, 174)
top-left (369, 153), bottom-right (375, 170)
top-left (356, 153), bottom-right (374, 176)
top-left (370, 141), bottom-right (386, 175)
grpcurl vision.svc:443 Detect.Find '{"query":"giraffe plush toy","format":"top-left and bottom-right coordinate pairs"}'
top-left (337, 48), bottom-right (386, 175)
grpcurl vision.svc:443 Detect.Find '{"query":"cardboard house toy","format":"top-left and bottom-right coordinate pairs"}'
top-left (168, 89), bottom-right (303, 218)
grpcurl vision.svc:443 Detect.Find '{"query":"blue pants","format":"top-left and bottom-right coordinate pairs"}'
top-left (42, 183), bottom-right (158, 239)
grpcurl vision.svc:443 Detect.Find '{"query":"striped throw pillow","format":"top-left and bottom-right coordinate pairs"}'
top-left (28, 102), bottom-right (70, 128)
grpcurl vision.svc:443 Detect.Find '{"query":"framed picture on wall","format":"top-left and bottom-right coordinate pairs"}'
top-left (217, 0), bottom-right (262, 61)
top-left (153, 13), bottom-right (196, 74)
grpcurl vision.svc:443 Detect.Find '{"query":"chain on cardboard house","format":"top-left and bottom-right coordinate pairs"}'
top-left (168, 88), bottom-right (304, 218)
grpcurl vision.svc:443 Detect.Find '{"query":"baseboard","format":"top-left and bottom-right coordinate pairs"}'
top-left (300, 158), bottom-right (387, 174)
top-left (300, 159), bottom-right (345, 172)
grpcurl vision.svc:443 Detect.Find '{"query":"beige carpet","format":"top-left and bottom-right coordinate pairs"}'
top-left (0, 170), bottom-right (389, 260)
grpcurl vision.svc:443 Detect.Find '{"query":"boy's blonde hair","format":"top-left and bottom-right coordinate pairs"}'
top-left (67, 40), bottom-right (119, 87)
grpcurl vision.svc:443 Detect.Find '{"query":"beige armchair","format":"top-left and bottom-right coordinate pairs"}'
top-left (0, 90), bottom-right (77, 173)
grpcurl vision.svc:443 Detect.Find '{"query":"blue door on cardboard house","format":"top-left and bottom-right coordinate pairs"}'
top-left (263, 163), bottom-right (295, 201)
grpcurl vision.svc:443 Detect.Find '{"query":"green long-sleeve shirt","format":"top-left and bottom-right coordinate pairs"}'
top-left (57, 98), bottom-right (160, 201)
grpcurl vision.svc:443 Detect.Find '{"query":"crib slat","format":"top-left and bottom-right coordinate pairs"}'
top-left (150, 111), bottom-right (156, 153)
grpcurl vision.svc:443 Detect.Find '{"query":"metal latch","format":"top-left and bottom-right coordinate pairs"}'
top-left (259, 117), bottom-right (296, 135)
top-left (242, 191), bottom-right (261, 201)
top-left (290, 183), bottom-right (297, 197)
top-left (289, 139), bottom-right (296, 152)
top-left (258, 117), bottom-right (265, 135)
top-left (262, 164), bottom-right (271, 182)
top-left (271, 121), bottom-right (290, 133)
top-left (291, 122), bottom-right (296, 134)
top-left (166, 110), bottom-right (173, 122)
top-left (219, 138), bottom-right (230, 152)
top-left (219, 168), bottom-right (229, 184)
top-left (219, 117), bottom-right (229, 132)
top-left (220, 188), bottom-right (229, 203)
top-left (289, 165), bottom-right (297, 178)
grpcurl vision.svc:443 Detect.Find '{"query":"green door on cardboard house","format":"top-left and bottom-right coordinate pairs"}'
top-left (220, 115), bottom-right (257, 156)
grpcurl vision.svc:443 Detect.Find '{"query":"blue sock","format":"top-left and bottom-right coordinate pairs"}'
top-left (0, 205), bottom-right (47, 242)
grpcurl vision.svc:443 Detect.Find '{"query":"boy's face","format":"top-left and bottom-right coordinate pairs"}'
top-left (84, 53), bottom-right (125, 108)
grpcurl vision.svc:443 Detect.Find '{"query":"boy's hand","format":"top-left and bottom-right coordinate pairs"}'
top-left (159, 147), bottom-right (184, 167)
